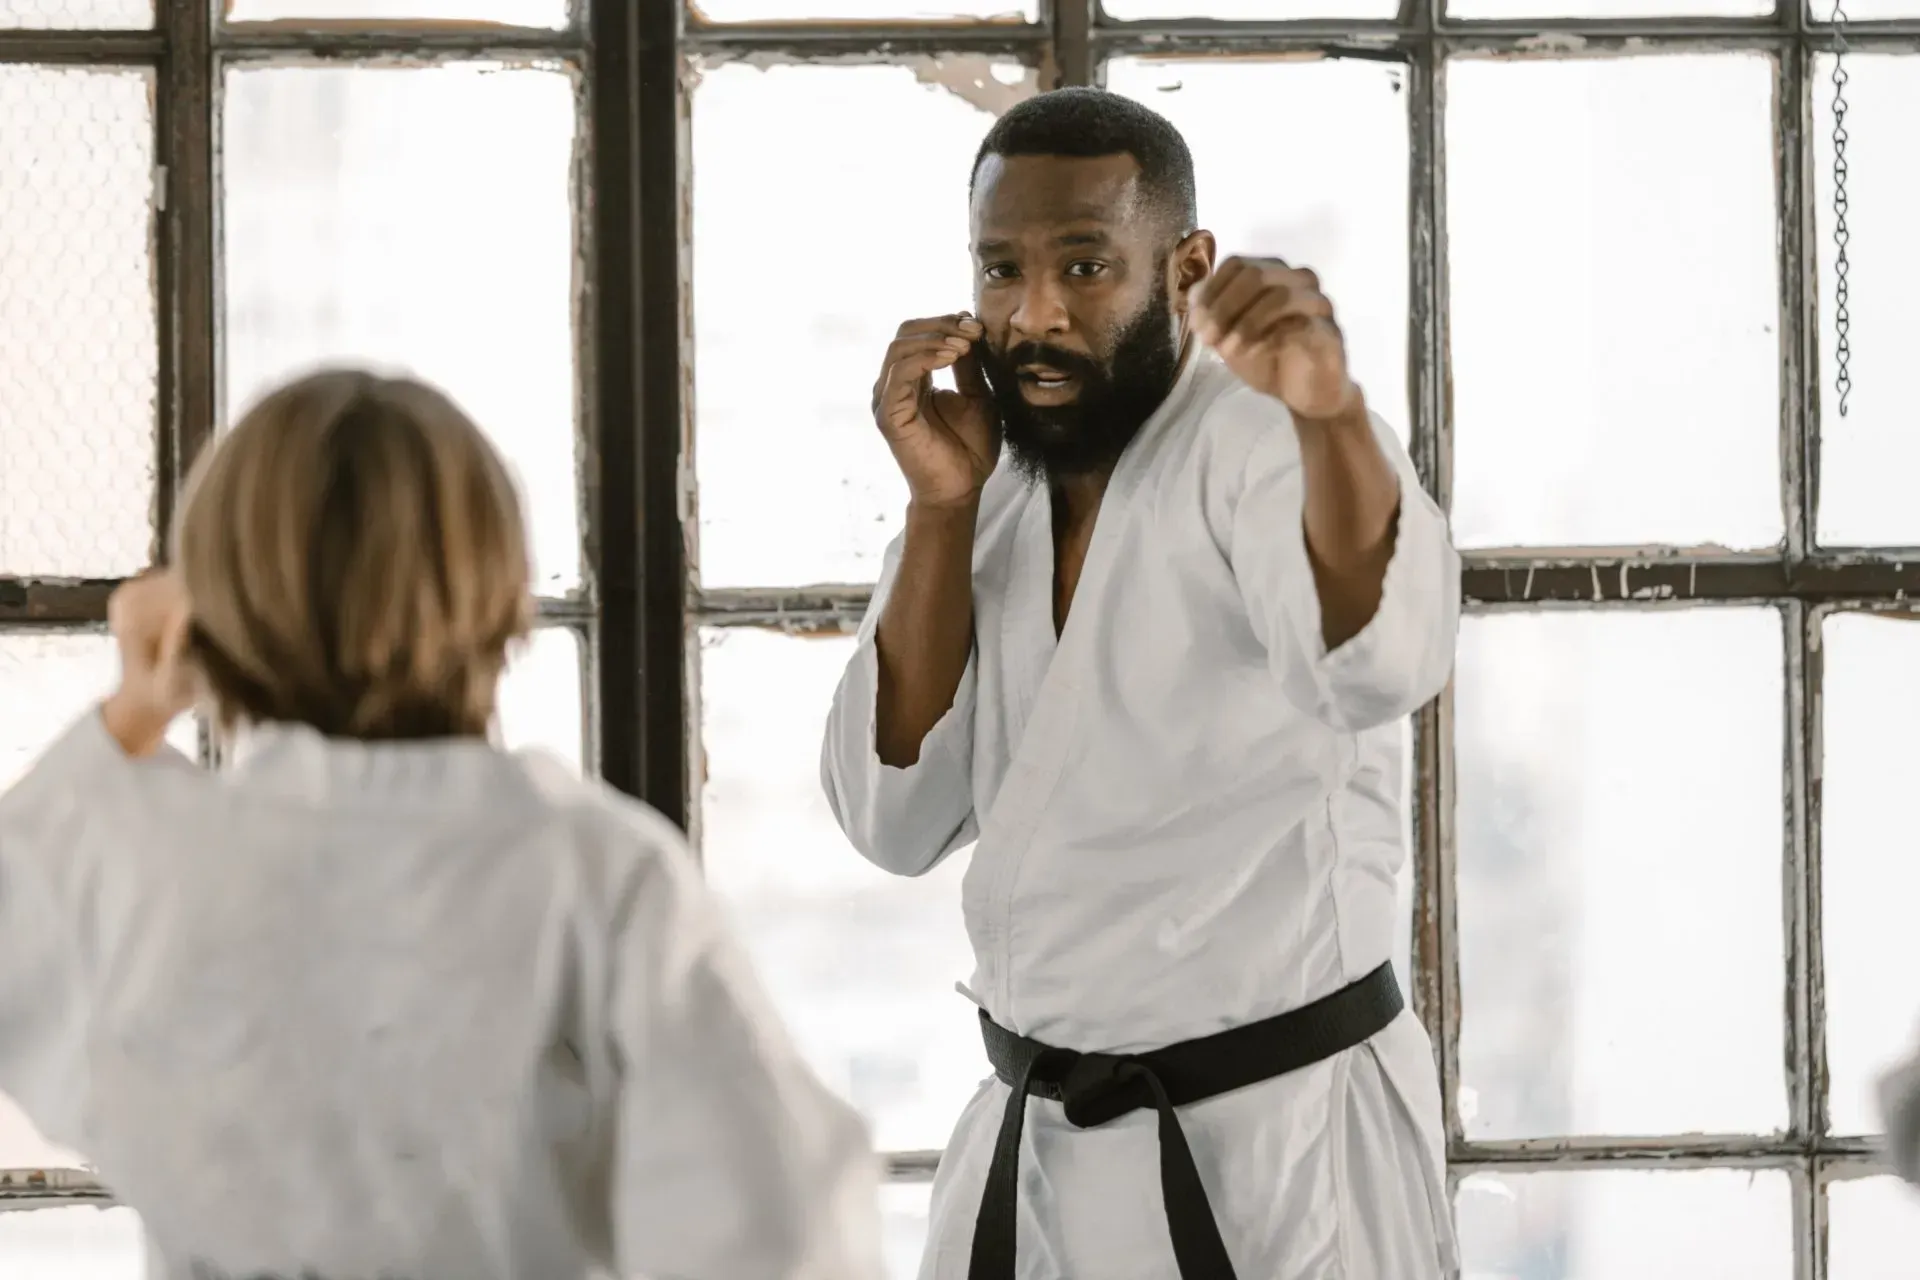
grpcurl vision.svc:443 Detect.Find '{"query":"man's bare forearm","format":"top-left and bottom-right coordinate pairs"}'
top-left (873, 500), bottom-right (979, 767)
top-left (1297, 395), bottom-right (1401, 651)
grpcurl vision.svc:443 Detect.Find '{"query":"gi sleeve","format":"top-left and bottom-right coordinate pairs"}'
top-left (819, 531), bottom-right (979, 878)
top-left (0, 709), bottom-right (190, 1146)
top-left (1228, 408), bottom-right (1462, 734)
top-left (608, 823), bottom-right (886, 1280)
top-left (1879, 1034), bottom-right (1920, 1185)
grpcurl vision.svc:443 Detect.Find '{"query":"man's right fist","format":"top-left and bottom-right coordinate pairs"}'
top-left (870, 313), bottom-right (1000, 509)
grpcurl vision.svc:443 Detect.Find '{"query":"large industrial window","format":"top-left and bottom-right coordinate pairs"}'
top-left (4, 0), bottom-right (1920, 1275)
top-left (679, 1), bottom-right (1920, 1275)
top-left (0, 0), bottom-right (676, 1263)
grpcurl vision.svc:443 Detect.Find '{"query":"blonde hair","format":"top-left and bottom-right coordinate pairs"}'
top-left (174, 369), bottom-right (531, 740)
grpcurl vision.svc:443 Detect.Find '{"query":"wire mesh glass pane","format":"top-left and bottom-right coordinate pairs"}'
top-left (1454, 609), bottom-right (1786, 1139)
top-left (1829, 1175), bottom-right (1920, 1280)
top-left (1104, 57), bottom-right (1409, 437)
top-left (1456, 1169), bottom-right (1794, 1279)
top-left (1814, 55), bottom-right (1920, 545)
top-left (694, 0), bottom-right (1037, 16)
top-left (0, 66), bottom-right (159, 579)
top-left (1819, 612), bottom-right (1920, 1136)
top-left (0, 1207), bottom-right (143, 1278)
top-left (496, 625), bottom-right (585, 772)
top-left (1103, 0), bottom-right (1398, 20)
top-left (696, 627), bottom-right (985, 1152)
top-left (226, 0), bottom-right (567, 22)
top-left (1447, 55), bottom-right (1780, 550)
top-left (691, 59), bottom-right (1036, 590)
top-left (0, 0), bottom-right (150, 27)
top-left (223, 64), bottom-right (581, 594)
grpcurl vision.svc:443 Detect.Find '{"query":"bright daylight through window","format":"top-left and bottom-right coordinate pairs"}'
top-left (2, 0), bottom-right (1919, 1276)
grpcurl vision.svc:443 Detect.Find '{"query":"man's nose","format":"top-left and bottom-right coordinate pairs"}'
top-left (1008, 279), bottom-right (1070, 340)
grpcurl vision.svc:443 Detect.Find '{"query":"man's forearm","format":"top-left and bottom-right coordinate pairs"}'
top-left (873, 500), bottom-right (978, 767)
top-left (1296, 395), bottom-right (1401, 651)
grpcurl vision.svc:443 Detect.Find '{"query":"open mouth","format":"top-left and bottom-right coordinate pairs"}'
top-left (1018, 365), bottom-right (1078, 392)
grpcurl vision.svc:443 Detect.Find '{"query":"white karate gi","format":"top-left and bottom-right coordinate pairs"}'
top-left (0, 711), bottom-right (885, 1280)
top-left (1880, 1038), bottom-right (1920, 1186)
top-left (822, 348), bottom-right (1463, 1280)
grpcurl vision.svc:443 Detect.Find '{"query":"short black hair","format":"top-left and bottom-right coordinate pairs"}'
top-left (971, 87), bottom-right (1198, 236)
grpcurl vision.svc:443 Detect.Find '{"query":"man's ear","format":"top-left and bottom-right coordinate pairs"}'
top-left (1170, 229), bottom-right (1217, 315)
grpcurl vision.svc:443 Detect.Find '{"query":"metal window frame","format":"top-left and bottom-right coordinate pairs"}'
top-left (0, 0), bottom-right (1913, 1269)
top-left (671, 0), bottom-right (1920, 1272)
top-left (0, 1), bottom-right (671, 801)
top-left (0, 0), bottom-right (672, 1202)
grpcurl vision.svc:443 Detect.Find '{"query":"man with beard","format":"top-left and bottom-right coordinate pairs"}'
top-left (821, 88), bottom-right (1461, 1280)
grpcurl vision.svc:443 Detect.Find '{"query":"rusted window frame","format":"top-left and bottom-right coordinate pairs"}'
top-left (675, 0), bottom-right (1920, 1273)
top-left (0, 0), bottom-right (673, 1204)
top-left (0, 2), bottom-right (644, 791)
top-left (0, 0), bottom-right (1913, 1270)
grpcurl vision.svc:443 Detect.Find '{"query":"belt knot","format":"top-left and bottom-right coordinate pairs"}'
top-left (1058, 1051), bottom-right (1157, 1129)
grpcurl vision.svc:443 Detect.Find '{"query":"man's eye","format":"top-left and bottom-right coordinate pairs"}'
top-left (1066, 261), bottom-right (1108, 279)
top-left (983, 263), bottom-right (1018, 281)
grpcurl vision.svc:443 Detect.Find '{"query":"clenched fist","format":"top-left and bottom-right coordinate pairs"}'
top-left (871, 313), bottom-right (1000, 509)
top-left (103, 569), bottom-right (196, 757)
top-left (1192, 257), bottom-right (1363, 424)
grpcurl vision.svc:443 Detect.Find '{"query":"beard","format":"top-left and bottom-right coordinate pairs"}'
top-left (976, 286), bottom-right (1182, 486)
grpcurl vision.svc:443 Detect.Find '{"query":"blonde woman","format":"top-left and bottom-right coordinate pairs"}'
top-left (0, 371), bottom-right (884, 1280)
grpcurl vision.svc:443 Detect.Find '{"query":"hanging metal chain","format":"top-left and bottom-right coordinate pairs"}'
top-left (1832, 0), bottom-right (1854, 417)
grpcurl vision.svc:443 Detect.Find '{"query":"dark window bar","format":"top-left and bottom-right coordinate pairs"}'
top-left (0, 23), bottom-right (583, 63)
top-left (15, 551), bottom-right (1920, 626)
top-left (875, 1133), bottom-right (1888, 1183)
top-left (676, 553), bottom-right (1920, 633)
top-left (156, 0), bottom-right (217, 560)
top-left (674, 21), bottom-right (1920, 62)
top-left (676, 32), bottom-right (1920, 65)
top-left (629, 0), bottom-right (692, 824)
top-left (0, 1138), bottom-right (1890, 1207)
top-left (8, 21), bottom-right (1920, 64)
top-left (0, 581), bottom-right (598, 627)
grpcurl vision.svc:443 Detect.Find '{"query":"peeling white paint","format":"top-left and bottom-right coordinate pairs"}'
top-left (1511, 32), bottom-right (1590, 55)
top-left (913, 54), bottom-right (1038, 116)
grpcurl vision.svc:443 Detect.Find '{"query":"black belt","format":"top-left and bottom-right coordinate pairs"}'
top-left (968, 962), bottom-right (1404, 1280)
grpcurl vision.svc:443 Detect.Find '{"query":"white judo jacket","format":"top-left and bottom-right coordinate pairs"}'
top-left (823, 348), bottom-right (1464, 1279)
top-left (0, 711), bottom-right (886, 1280)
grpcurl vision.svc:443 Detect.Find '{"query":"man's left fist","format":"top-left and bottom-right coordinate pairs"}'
top-left (1192, 256), bottom-right (1362, 423)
